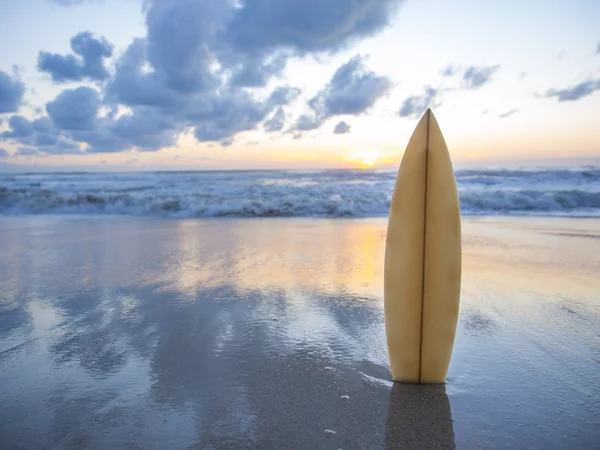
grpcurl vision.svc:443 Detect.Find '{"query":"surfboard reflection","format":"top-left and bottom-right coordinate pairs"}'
top-left (385, 383), bottom-right (455, 450)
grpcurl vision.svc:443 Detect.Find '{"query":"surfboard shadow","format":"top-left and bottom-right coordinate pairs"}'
top-left (385, 383), bottom-right (455, 450)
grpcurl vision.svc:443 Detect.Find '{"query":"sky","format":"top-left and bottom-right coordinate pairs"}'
top-left (0, 0), bottom-right (599, 171)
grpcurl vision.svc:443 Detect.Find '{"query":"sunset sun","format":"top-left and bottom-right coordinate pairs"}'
top-left (347, 150), bottom-right (385, 168)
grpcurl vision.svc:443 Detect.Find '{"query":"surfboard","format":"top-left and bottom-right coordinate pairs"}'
top-left (384, 108), bottom-right (461, 384)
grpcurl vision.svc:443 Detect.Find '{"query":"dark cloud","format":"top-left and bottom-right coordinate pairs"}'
top-left (190, 89), bottom-right (282, 142)
top-left (225, 0), bottom-right (404, 55)
top-left (263, 107), bottom-right (286, 132)
top-left (27, 139), bottom-right (81, 156)
top-left (35, 132), bottom-right (60, 146)
top-left (110, 108), bottom-right (179, 151)
top-left (333, 121), bottom-right (351, 134)
top-left (104, 39), bottom-right (183, 109)
top-left (0, 70), bottom-right (25, 113)
top-left (0, 147), bottom-right (9, 158)
top-left (38, 32), bottom-right (113, 83)
top-left (268, 86), bottom-right (302, 107)
top-left (462, 65), bottom-right (500, 89)
top-left (102, 33), bottom-right (301, 150)
top-left (543, 79), bottom-right (600, 102)
top-left (294, 55), bottom-right (391, 131)
top-left (144, 0), bottom-right (221, 94)
top-left (48, 0), bottom-right (90, 5)
top-left (519, 71), bottom-right (527, 79)
top-left (2, 115), bottom-right (35, 140)
top-left (51, 139), bottom-right (81, 154)
top-left (46, 86), bottom-right (100, 130)
top-left (398, 86), bottom-right (438, 119)
top-left (70, 127), bottom-right (128, 153)
top-left (229, 55), bottom-right (287, 88)
top-left (16, 147), bottom-right (41, 156)
top-left (498, 109), bottom-right (518, 118)
top-left (321, 55), bottom-right (391, 115)
top-left (1, 114), bottom-right (82, 155)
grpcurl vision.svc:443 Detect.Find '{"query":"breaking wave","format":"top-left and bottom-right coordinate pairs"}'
top-left (1, 168), bottom-right (599, 218)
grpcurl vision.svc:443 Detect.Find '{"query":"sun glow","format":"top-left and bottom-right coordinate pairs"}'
top-left (346, 150), bottom-right (385, 168)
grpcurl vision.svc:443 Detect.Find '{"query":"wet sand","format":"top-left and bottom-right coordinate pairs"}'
top-left (0, 216), bottom-right (599, 449)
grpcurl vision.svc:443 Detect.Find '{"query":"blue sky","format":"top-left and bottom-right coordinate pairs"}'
top-left (0, 0), bottom-right (599, 170)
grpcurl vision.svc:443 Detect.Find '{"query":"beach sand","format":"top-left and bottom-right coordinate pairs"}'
top-left (0, 216), bottom-right (599, 449)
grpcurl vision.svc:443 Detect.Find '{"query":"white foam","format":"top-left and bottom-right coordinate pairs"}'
top-left (0, 168), bottom-right (599, 217)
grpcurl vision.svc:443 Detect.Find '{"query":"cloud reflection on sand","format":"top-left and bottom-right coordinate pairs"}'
top-left (0, 217), bottom-right (396, 448)
top-left (1, 216), bottom-right (599, 448)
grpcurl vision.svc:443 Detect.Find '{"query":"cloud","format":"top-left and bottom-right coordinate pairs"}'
top-left (498, 109), bottom-right (518, 118)
top-left (4, 0), bottom-right (405, 154)
top-left (461, 65), bottom-right (500, 89)
top-left (38, 32), bottom-right (113, 83)
top-left (16, 147), bottom-right (41, 156)
top-left (264, 107), bottom-right (286, 132)
top-left (0, 147), bottom-right (9, 158)
top-left (294, 55), bottom-right (391, 131)
top-left (2, 115), bottom-right (35, 140)
top-left (1, 114), bottom-right (82, 155)
top-left (229, 55), bottom-right (287, 88)
top-left (223, 0), bottom-right (405, 85)
top-left (191, 89), bottom-right (285, 143)
top-left (102, 34), bottom-right (301, 150)
top-left (403, 63), bottom-right (499, 119)
top-left (0, 70), bottom-right (25, 113)
top-left (333, 121), bottom-right (351, 134)
top-left (441, 64), bottom-right (458, 77)
top-left (46, 86), bottom-right (101, 130)
top-left (597, 42), bottom-right (600, 54)
top-left (219, 138), bottom-right (234, 147)
top-left (48, 0), bottom-right (91, 5)
top-left (543, 79), bottom-right (600, 102)
top-left (268, 86), bottom-right (302, 106)
top-left (519, 71), bottom-right (527, 79)
top-left (398, 86), bottom-right (438, 119)
top-left (226, 0), bottom-right (404, 53)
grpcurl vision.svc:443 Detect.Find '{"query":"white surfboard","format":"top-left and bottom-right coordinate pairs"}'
top-left (384, 109), bottom-right (461, 383)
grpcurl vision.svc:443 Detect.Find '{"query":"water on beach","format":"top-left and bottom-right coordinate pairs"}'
top-left (0, 216), bottom-right (599, 448)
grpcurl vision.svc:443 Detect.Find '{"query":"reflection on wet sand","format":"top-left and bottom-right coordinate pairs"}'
top-left (0, 217), bottom-right (394, 448)
top-left (168, 218), bottom-right (386, 299)
top-left (385, 384), bottom-right (455, 450)
top-left (1, 216), bottom-right (599, 448)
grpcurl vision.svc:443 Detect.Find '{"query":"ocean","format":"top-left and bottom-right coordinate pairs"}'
top-left (1, 167), bottom-right (599, 218)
